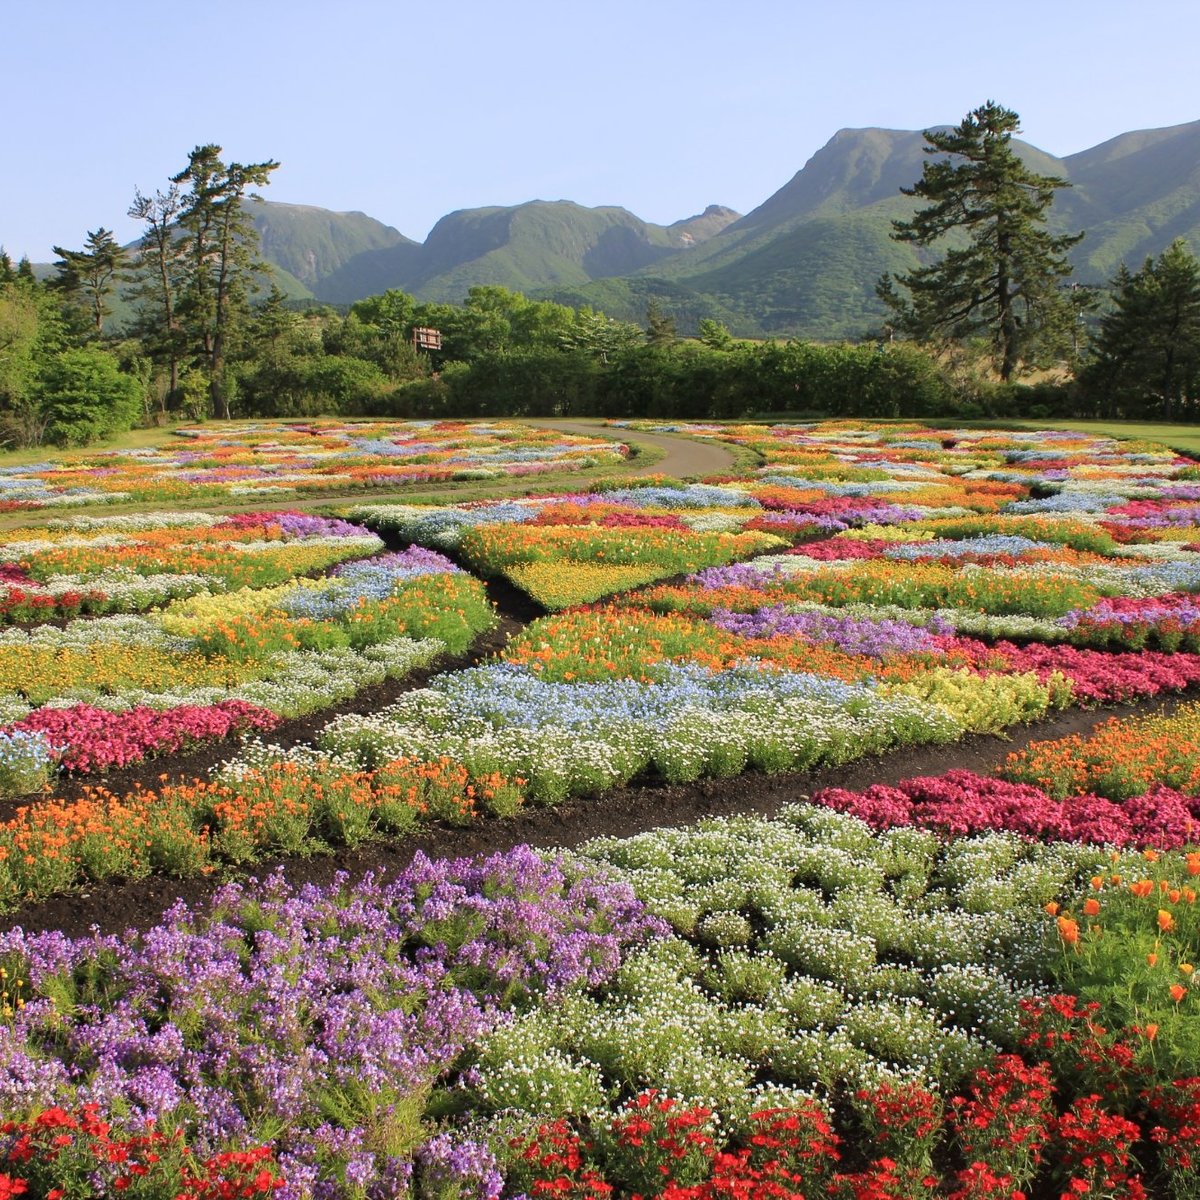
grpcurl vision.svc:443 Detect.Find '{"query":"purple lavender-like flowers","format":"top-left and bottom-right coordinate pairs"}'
top-left (0, 847), bottom-right (665, 1199)
top-left (709, 605), bottom-right (943, 656)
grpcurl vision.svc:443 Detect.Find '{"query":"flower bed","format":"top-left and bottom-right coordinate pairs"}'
top-left (0, 419), bottom-right (627, 510)
top-left (0, 535), bottom-right (496, 788)
top-left (0, 850), bottom-right (663, 1197)
top-left (8, 419), bottom-right (1200, 1199)
top-left (0, 751), bottom-right (527, 909)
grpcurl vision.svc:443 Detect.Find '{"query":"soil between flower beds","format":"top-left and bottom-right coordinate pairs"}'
top-left (2, 687), bottom-right (1191, 941)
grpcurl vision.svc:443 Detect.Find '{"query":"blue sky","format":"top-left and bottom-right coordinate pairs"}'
top-left (4, 0), bottom-right (1196, 261)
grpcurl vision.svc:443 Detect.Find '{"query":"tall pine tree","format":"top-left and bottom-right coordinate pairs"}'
top-left (172, 145), bottom-right (279, 418)
top-left (877, 101), bottom-right (1082, 381)
top-left (51, 228), bottom-right (129, 336)
top-left (127, 185), bottom-right (187, 399)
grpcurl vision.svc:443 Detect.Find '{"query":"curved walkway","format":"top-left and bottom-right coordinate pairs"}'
top-left (522, 418), bottom-right (738, 478)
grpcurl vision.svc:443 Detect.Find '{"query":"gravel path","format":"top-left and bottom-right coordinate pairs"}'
top-left (522, 418), bottom-right (738, 478)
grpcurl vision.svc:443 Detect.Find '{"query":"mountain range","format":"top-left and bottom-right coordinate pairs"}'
top-left (31, 117), bottom-right (1200, 340)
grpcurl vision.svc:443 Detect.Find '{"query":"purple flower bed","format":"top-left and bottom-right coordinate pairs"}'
top-left (0, 848), bottom-right (665, 1199)
top-left (709, 605), bottom-right (948, 656)
top-left (332, 545), bottom-right (461, 581)
top-left (217, 511), bottom-right (369, 539)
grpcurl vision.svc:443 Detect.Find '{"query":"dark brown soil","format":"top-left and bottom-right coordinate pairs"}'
top-left (1, 687), bottom-right (1186, 941)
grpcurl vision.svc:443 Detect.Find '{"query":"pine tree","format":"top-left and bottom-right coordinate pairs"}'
top-left (1082, 239), bottom-right (1200, 419)
top-left (51, 228), bottom-right (129, 335)
top-left (644, 299), bottom-right (677, 347)
top-left (127, 185), bottom-right (187, 398)
top-left (877, 101), bottom-right (1082, 381)
top-left (171, 144), bottom-right (279, 418)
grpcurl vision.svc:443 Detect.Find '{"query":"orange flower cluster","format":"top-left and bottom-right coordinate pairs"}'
top-left (502, 605), bottom-right (868, 684)
top-left (1004, 707), bottom-right (1200, 800)
top-left (0, 755), bottom-right (526, 909)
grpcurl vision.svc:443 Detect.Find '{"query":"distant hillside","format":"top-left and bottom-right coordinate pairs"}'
top-left (1059, 120), bottom-right (1200, 280)
top-left (18, 116), bottom-right (1200, 341)
top-left (314, 200), bottom-right (740, 304)
top-left (577, 121), bottom-right (1200, 338)
top-left (246, 199), bottom-right (412, 290)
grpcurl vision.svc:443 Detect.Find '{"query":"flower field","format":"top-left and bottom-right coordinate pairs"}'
top-left (0, 512), bottom-right (496, 787)
top-left (0, 419), bottom-right (627, 510)
top-left (8, 418), bottom-right (1200, 1198)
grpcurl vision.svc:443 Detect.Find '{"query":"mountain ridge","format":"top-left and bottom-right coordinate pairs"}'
top-left (21, 117), bottom-right (1200, 340)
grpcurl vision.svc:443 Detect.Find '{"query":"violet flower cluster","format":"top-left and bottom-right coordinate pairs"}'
top-left (282, 547), bottom-right (463, 619)
top-left (218, 511), bottom-right (369, 539)
top-left (0, 847), bottom-right (665, 1200)
top-left (708, 604), bottom-right (947, 656)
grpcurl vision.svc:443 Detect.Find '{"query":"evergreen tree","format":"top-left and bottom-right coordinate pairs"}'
top-left (696, 318), bottom-right (733, 350)
top-left (171, 144), bottom-right (279, 418)
top-left (51, 227), bottom-right (129, 335)
top-left (127, 185), bottom-right (187, 397)
top-left (1082, 239), bottom-right (1200, 419)
top-left (644, 299), bottom-right (677, 347)
top-left (877, 101), bottom-right (1082, 381)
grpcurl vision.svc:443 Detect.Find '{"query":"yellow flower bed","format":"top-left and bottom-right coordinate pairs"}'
top-left (153, 578), bottom-right (331, 636)
top-left (0, 645), bottom-right (255, 703)
top-left (506, 562), bottom-right (671, 609)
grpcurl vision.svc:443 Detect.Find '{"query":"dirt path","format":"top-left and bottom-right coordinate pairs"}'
top-left (520, 419), bottom-right (738, 478)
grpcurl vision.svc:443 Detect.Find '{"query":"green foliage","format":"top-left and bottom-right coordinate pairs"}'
top-left (171, 144), bottom-right (280, 418)
top-left (696, 318), bottom-right (732, 349)
top-left (37, 347), bottom-right (143, 446)
top-left (50, 228), bottom-right (128, 335)
top-left (644, 299), bottom-right (677, 346)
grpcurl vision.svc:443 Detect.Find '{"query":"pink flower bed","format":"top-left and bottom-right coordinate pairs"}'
top-left (786, 537), bottom-right (899, 560)
top-left (960, 641), bottom-right (1200, 703)
top-left (9, 700), bottom-right (279, 773)
top-left (813, 769), bottom-right (1200, 848)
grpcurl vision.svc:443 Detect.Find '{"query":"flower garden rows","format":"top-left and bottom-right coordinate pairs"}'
top-left (0, 419), bottom-right (625, 510)
top-left (0, 510), bottom-right (505, 790)
top-left (6, 419), bottom-right (1200, 1198)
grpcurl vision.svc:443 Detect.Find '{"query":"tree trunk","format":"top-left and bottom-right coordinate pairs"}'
top-left (997, 231), bottom-right (1018, 382)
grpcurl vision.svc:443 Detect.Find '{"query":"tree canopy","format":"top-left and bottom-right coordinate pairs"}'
top-left (1081, 239), bottom-right (1200, 419)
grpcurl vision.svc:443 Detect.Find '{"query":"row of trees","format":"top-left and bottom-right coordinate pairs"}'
top-left (2, 116), bottom-right (1198, 447)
